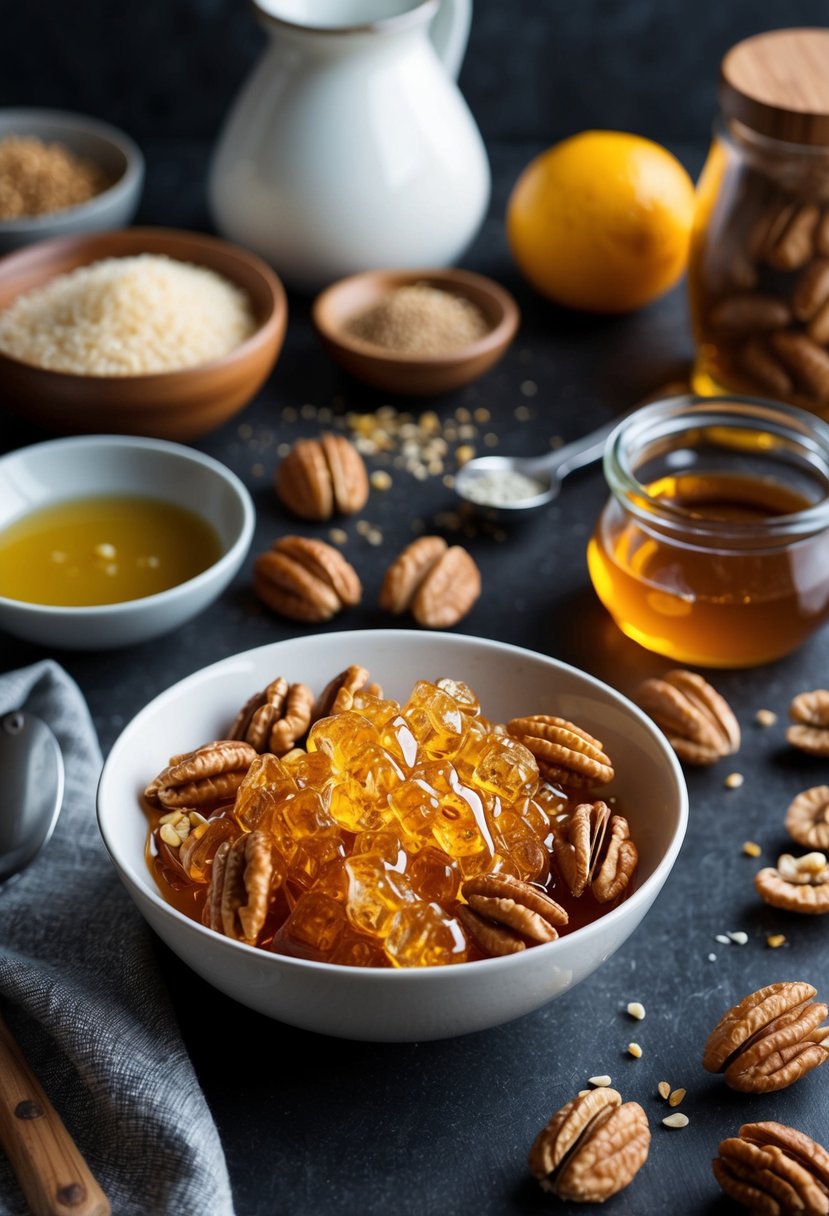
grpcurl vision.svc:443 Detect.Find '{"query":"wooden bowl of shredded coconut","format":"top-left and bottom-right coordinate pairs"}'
top-left (0, 227), bottom-right (287, 440)
top-left (312, 267), bottom-right (520, 396)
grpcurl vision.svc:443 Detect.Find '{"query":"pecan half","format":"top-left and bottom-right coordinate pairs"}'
top-left (203, 830), bottom-right (283, 943)
top-left (703, 981), bottom-right (829, 1093)
top-left (634, 669), bottom-right (740, 765)
top-left (379, 535), bottom-right (481, 628)
top-left (228, 677), bottom-right (315, 756)
top-left (755, 201), bottom-right (820, 271)
top-left (709, 293), bottom-right (792, 334)
top-left (144, 740), bottom-right (257, 811)
top-left (770, 332), bottom-right (829, 403)
top-left (528, 1087), bottom-right (650, 1203)
top-left (253, 535), bottom-right (362, 622)
top-left (714, 1121), bottom-right (829, 1215)
top-left (756, 852), bottom-right (829, 914)
top-left (274, 432), bottom-right (369, 520)
top-left (786, 787), bottom-right (829, 851)
top-left (457, 873), bottom-right (568, 956)
top-left (311, 665), bottom-right (381, 720)
top-left (787, 691), bottom-right (829, 756)
top-left (553, 801), bottom-right (638, 904)
top-left (506, 715), bottom-right (614, 789)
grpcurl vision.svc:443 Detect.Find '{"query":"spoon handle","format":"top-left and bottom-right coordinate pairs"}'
top-left (0, 1014), bottom-right (110, 1216)
top-left (524, 415), bottom-right (621, 481)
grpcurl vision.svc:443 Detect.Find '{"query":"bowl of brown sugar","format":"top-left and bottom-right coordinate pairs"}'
top-left (312, 267), bottom-right (520, 396)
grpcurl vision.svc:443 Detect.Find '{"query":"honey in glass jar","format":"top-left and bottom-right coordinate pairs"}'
top-left (587, 394), bottom-right (829, 667)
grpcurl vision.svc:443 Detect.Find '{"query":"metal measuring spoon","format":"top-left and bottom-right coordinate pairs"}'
top-left (453, 414), bottom-right (621, 520)
top-left (0, 709), bottom-right (111, 1216)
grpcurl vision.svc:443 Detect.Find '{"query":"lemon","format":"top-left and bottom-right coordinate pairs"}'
top-left (506, 130), bottom-right (696, 314)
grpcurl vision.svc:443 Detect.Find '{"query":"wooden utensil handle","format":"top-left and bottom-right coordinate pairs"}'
top-left (0, 1014), bottom-right (110, 1216)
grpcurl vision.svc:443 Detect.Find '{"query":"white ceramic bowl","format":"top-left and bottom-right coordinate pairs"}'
top-left (0, 109), bottom-right (144, 252)
top-left (0, 435), bottom-right (255, 649)
top-left (97, 631), bottom-right (688, 1041)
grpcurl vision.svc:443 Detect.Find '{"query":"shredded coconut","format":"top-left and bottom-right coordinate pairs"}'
top-left (0, 253), bottom-right (256, 375)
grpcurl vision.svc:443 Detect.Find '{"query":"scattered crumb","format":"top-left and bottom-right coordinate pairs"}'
top-left (483, 432), bottom-right (499, 447)
top-left (742, 841), bottom-right (762, 857)
top-left (662, 1113), bottom-right (689, 1129)
top-left (668, 1088), bottom-right (686, 1108)
top-left (588, 1075), bottom-right (612, 1088)
top-left (515, 405), bottom-right (532, 421)
top-left (626, 1001), bottom-right (646, 1020)
top-left (355, 520), bottom-right (371, 536)
top-left (277, 442), bottom-right (291, 457)
top-left (455, 445), bottom-right (475, 466)
top-left (755, 708), bottom-right (777, 727)
top-left (724, 772), bottom-right (744, 789)
top-left (281, 406), bottom-right (298, 422)
top-left (237, 422), bottom-right (253, 439)
top-left (370, 470), bottom-right (392, 491)
top-left (328, 528), bottom-right (348, 545)
top-left (473, 407), bottom-right (490, 423)
top-left (657, 1081), bottom-right (670, 1100)
top-left (251, 463), bottom-right (264, 478)
top-left (300, 403), bottom-right (316, 419)
top-left (728, 931), bottom-right (749, 946)
top-left (767, 933), bottom-right (787, 949)
top-left (627, 1043), bottom-right (643, 1059)
top-left (366, 528), bottom-right (383, 546)
top-left (520, 379), bottom-right (538, 397)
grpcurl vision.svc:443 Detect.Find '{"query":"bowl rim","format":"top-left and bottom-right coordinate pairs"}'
top-left (96, 630), bottom-right (689, 982)
top-left (0, 433), bottom-right (255, 618)
top-left (0, 225), bottom-right (288, 384)
top-left (0, 107), bottom-right (145, 234)
top-left (311, 267), bottom-right (521, 368)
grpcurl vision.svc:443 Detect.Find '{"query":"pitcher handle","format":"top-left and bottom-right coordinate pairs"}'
top-left (429, 0), bottom-right (472, 80)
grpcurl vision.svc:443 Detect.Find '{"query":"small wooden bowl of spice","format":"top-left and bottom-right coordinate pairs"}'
top-left (312, 267), bottom-right (520, 396)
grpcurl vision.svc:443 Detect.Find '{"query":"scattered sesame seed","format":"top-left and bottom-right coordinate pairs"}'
top-left (767, 933), bottom-right (787, 949)
top-left (657, 1081), bottom-right (670, 1100)
top-left (328, 528), bottom-right (348, 545)
top-left (473, 407), bottom-right (491, 423)
top-left (755, 708), bottom-right (777, 727)
top-left (588, 1075), bottom-right (612, 1088)
top-left (708, 953), bottom-right (717, 962)
top-left (483, 432), bottom-right (499, 447)
top-left (668, 1088), bottom-right (686, 1108)
top-left (281, 406), bottom-right (298, 422)
top-left (520, 379), bottom-right (538, 397)
top-left (93, 542), bottom-right (117, 560)
top-left (714, 934), bottom-right (731, 945)
top-left (277, 442), bottom-right (291, 457)
top-left (662, 1113), bottom-right (689, 1129)
top-left (728, 931), bottom-right (749, 945)
top-left (724, 772), bottom-right (744, 789)
top-left (442, 475), bottom-right (455, 489)
top-left (742, 841), bottom-right (762, 857)
top-left (370, 470), bottom-right (392, 491)
top-left (455, 445), bottom-right (475, 466)
top-left (549, 434), bottom-right (564, 449)
top-left (356, 520), bottom-right (371, 536)
top-left (366, 528), bottom-right (383, 546)
top-left (515, 405), bottom-right (532, 421)
top-left (237, 423), bottom-right (253, 439)
top-left (251, 463), bottom-right (264, 478)
top-left (455, 407), bottom-right (471, 423)
top-left (627, 1042), bottom-right (643, 1059)
top-left (300, 403), bottom-right (317, 418)
top-left (626, 1002), bottom-right (646, 1020)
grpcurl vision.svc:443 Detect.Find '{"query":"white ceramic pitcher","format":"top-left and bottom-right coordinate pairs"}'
top-left (208, 0), bottom-right (491, 293)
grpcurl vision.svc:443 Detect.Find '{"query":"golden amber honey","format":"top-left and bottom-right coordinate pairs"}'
top-left (0, 495), bottom-right (221, 606)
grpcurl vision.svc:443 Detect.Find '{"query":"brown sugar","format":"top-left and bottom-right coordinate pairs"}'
top-left (0, 135), bottom-right (111, 220)
top-left (345, 282), bottom-right (490, 355)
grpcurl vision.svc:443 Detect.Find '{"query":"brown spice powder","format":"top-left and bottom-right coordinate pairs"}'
top-left (345, 282), bottom-right (490, 355)
top-left (0, 135), bottom-right (111, 220)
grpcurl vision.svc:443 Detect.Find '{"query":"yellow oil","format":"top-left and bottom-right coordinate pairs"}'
top-left (0, 496), bottom-right (222, 606)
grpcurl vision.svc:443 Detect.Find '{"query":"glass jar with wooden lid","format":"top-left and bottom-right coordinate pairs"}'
top-left (689, 28), bottom-right (829, 417)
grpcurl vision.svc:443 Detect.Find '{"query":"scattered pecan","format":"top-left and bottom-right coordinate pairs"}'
top-left (553, 801), bottom-right (638, 903)
top-left (457, 873), bottom-right (568, 956)
top-left (379, 535), bottom-right (481, 628)
top-left (634, 669), bottom-right (740, 765)
top-left (253, 535), bottom-right (362, 622)
top-left (714, 1121), bottom-right (829, 1215)
top-left (787, 690), bottom-right (829, 756)
top-left (756, 852), bottom-right (829, 914)
top-left (274, 432), bottom-right (369, 520)
top-left (702, 981), bottom-right (829, 1093)
top-left (144, 740), bottom-right (257, 811)
top-left (312, 664), bottom-right (381, 720)
top-left (786, 787), bottom-right (829, 851)
top-left (528, 1087), bottom-right (650, 1203)
top-left (506, 715), bottom-right (614, 789)
top-left (228, 677), bottom-right (315, 756)
top-left (203, 830), bottom-right (283, 943)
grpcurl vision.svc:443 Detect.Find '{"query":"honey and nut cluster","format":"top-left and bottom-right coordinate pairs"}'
top-left (635, 672), bottom-right (829, 917)
top-left (143, 666), bottom-right (639, 968)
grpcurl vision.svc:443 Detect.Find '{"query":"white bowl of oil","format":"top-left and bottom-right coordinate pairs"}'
top-left (0, 435), bottom-right (255, 649)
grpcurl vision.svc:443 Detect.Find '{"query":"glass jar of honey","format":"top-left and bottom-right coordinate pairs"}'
top-left (689, 28), bottom-right (829, 417)
top-left (586, 394), bottom-right (829, 667)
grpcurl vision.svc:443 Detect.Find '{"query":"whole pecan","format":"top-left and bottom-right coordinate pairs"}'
top-left (553, 801), bottom-right (638, 904)
top-left (311, 664), bottom-right (381, 720)
top-left (528, 1087), bottom-right (650, 1203)
top-left (713, 1121), bottom-right (829, 1215)
top-left (203, 830), bottom-right (283, 943)
top-left (457, 873), bottom-right (568, 956)
top-left (703, 981), bottom-right (829, 1093)
top-left (786, 787), bottom-right (829, 851)
top-left (634, 668), bottom-right (740, 765)
top-left (756, 852), bottom-right (829, 914)
top-left (253, 535), bottom-right (362, 622)
top-left (144, 740), bottom-right (257, 811)
top-left (506, 715), bottom-right (614, 789)
top-left (379, 535), bottom-right (481, 629)
top-left (787, 691), bottom-right (829, 756)
top-left (274, 432), bottom-right (369, 521)
top-left (228, 676), bottom-right (315, 756)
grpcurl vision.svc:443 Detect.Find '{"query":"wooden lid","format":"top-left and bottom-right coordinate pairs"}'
top-left (720, 28), bottom-right (829, 146)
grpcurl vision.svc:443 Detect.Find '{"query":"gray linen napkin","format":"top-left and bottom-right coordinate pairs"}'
top-left (0, 660), bottom-right (235, 1216)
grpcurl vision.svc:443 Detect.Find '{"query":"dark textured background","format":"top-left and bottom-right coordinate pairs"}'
top-left (2, 4), bottom-right (829, 1216)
